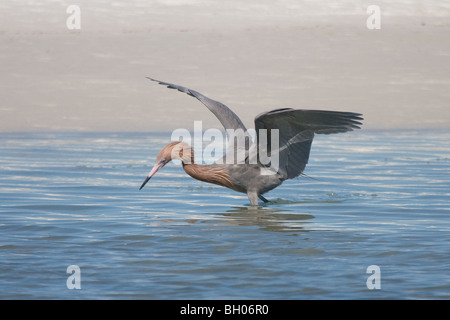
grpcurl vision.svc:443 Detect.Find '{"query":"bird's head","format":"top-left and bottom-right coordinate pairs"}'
top-left (139, 141), bottom-right (193, 190)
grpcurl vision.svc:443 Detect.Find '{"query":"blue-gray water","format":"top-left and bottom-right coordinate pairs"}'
top-left (0, 130), bottom-right (449, 299)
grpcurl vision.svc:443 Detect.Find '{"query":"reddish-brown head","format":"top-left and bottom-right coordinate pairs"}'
top-left (139, 141), bottom-right (193, 190)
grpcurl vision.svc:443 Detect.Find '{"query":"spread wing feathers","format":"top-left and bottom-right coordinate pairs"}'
top-left (147, 78), bottom-right (248, 134)
top-left (254, 109), bottom-right (363, 179)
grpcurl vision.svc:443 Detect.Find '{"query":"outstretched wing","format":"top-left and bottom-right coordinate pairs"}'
top-left (254, 109), bottom-right (363, 179)
top-left (148, 77), bottom-right (253, 164)
top-left (147, 78), bottom-right (247, 134)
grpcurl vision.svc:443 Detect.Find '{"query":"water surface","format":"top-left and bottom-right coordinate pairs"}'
top-left (0, 131), bottom-right (449, 299)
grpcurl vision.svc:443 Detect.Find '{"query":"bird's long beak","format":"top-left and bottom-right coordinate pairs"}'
top-left (139, 162), bottom-right (164, 190)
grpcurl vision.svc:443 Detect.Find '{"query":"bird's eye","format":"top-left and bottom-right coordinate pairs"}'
top-left (159, 159), bottom-right (166, 164)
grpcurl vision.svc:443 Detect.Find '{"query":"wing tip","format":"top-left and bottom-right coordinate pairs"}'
top-left (146, 76), bottom-right (160, 83)
top-left (146, 77), bottom-right (195, 97)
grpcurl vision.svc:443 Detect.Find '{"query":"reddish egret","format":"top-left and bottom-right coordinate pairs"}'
top-left (140, 78), bottom-right (363, 206)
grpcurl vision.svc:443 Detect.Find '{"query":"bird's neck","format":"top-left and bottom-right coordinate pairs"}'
top-left (182, 162), bottom-right (234, 190)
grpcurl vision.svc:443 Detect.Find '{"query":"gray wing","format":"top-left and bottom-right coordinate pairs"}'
top-left (254, 109), bottom-right (363, 180)
top-left (147, 78), bottom-right (247, 133)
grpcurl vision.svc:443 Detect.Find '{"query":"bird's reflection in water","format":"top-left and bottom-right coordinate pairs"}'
top-left (218, 201), bottom-right (315, 232)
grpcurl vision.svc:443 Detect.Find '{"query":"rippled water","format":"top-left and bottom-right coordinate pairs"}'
top-left (1, 131), bottom-right (449, 299)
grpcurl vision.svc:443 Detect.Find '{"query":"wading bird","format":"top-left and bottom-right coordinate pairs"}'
top-left (140, 78), bottom-right (363, 206)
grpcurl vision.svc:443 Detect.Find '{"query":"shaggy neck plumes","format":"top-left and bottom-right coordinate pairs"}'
top-left (176, 144), bottom-right (233, 190)
top-left (182, 162), bottom-right (234, 190)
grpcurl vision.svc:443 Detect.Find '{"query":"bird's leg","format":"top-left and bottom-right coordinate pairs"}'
top-left (258, 195), bottom-right (270, 203)
top-left (247, 191), bottom-right (259, 206)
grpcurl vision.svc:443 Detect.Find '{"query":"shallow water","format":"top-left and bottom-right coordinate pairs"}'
top-left (0, 130), bottom-right (449, 299)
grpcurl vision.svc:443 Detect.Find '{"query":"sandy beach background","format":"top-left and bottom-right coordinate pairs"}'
top-left (1, 0), bottom-right (449, 132)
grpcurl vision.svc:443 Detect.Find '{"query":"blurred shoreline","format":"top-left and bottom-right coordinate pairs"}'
top-left (1, 1), bottom-right (449, 132)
